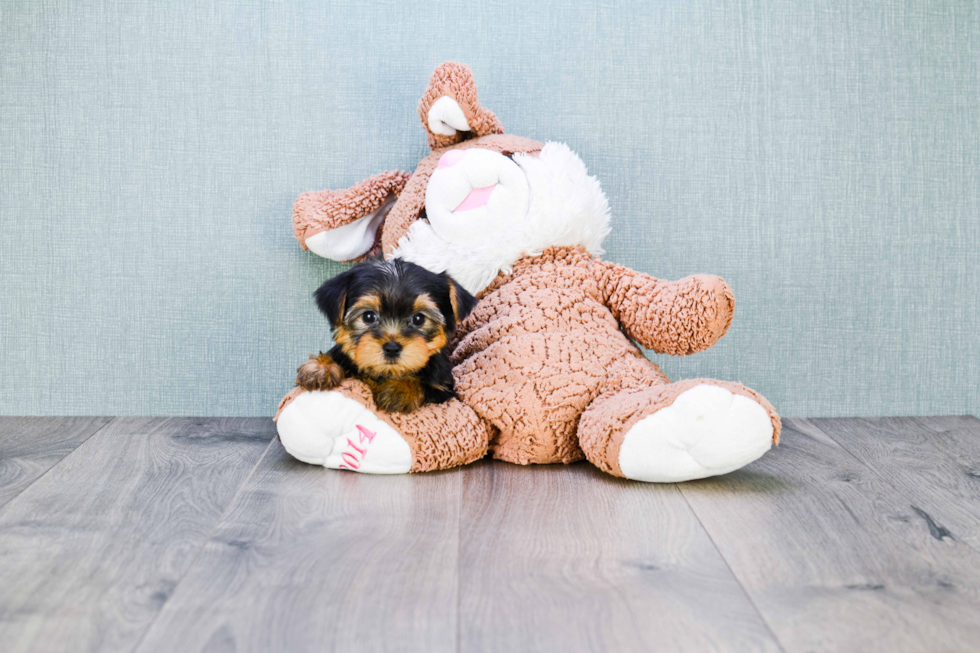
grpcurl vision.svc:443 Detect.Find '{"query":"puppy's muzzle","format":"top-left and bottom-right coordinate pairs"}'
top-left (382, 341), bottom-right (402, 359)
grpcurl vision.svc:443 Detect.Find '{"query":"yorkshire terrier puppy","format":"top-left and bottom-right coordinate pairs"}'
top-left (296, 259), bottom-right (477, 413)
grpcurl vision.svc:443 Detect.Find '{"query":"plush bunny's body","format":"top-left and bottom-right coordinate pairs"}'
top-left (276, 63), bottom-right (780, 482)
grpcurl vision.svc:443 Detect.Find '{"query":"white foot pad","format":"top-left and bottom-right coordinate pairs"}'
top-left (276, 391), bottom-right (413, 474)
top-left (618, 384), bottom-right (773, 483)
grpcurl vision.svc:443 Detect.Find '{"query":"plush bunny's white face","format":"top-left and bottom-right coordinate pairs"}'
top-left (424, 148), bottom-right (530, 246)
top-left (396, 141), bottom-right (612, 295)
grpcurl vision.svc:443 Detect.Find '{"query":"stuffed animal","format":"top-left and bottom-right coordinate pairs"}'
top-left (276, 62), bottom-right (781, 482)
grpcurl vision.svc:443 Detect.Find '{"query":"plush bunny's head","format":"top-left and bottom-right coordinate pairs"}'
top-left (294, 62), bottom-right (610, 294)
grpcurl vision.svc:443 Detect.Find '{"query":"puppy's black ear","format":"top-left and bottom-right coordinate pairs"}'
top-left (446, 276), bottom-right (477, 324)
top-left (314, 269), bottom-right (355, 326)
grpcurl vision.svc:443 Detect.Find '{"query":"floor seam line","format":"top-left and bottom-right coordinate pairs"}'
top-left (676, 482), bottom-right (788, 653)
top-left (0, 416), bottom-right (117, 513)
top-left (128, 427), bottom-right (278, 653)
top-left (455, 468), bottom-right (463, 653)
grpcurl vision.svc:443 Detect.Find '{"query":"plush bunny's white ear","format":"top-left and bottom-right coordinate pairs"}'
top-left (427, 96), bottom-right (472, 136)
top-left (304, 194), bottom-right (395, 261)
top-left (293, 170), bottom-right (411, 262)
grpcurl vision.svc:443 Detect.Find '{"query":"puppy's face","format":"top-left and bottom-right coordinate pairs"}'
top-left (340, 289), bottom-right (447, 377)
top-left (315, 259), bottom-right (476, 378)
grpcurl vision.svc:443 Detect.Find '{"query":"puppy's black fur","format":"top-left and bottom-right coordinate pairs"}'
top-left (296, 258), bottom-right (476, 413)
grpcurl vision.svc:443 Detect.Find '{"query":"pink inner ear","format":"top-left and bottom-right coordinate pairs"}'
top-left (438, 149), bottom-right (465, 168)
top-left (454, 184), bottom-right (496, 212)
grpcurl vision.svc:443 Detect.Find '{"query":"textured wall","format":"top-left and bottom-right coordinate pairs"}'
top-left (1, 0), bottom-right (977, 417)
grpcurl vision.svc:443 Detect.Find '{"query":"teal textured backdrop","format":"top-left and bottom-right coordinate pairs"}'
top-left (1, 0), bottom-right (977, 417)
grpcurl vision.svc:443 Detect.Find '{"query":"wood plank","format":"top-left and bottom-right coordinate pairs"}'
top-left (0, 417), bottom-right (113, 508)
top-left (0, 417), bottom-right (274, 653)
top-left (135, 440), bottom-right (461, 653)
top-left (458, 460), bottom-right (782, 653)
top-left (812, 417), bottom-right (980, 549)
top-left (679, 417), bottom-right (980, 653)
top-left (912, 415), bottom-right (980, 475)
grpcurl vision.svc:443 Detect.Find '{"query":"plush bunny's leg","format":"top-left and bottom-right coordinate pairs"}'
top-left (275, 380), bottom-right (491, 473)
top-left (276, 389), bottom-right (412, 473)
top-left (577, 357), bottom-right (780, 482)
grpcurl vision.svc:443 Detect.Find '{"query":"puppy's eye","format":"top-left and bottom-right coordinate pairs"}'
top-left (362, 311), bottom-right (378, 325)
top-left (411, 313), bottom-right (426, 327)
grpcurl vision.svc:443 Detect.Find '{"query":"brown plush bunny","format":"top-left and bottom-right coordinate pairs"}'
top-left (276, 62), bottom-right (780, 482)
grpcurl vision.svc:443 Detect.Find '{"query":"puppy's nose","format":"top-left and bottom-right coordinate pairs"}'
top-left (382, 341), bottom-right (402, 358)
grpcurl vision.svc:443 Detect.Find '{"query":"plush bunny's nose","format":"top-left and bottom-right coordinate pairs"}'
top-left (438, 149), bottom-right (465, 168)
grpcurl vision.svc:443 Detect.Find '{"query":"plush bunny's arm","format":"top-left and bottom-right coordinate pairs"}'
top-left (593, 259), bottom-right (735, 356)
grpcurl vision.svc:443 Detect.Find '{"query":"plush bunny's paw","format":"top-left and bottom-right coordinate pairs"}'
top-left (619, 384), bottom-right (773, 483)
top-left (276, 390), bottom-right (412, 474)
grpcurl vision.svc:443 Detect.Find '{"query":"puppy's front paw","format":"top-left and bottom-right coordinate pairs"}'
top-left (296, 353), bottom-right (345, 391)
top-left (374, 378), bottom-right (425, 414)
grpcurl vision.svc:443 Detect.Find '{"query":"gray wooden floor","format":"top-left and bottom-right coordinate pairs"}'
top-left (1, 416), bottom-right (979, 653)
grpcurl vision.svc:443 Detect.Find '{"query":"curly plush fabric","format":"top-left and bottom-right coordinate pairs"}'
top-left (449, 245), bottom-right (776, 467)
top-left (593, 259), bottom-right (735, 355)
top-left (292, 169), bottom-right (411, 252)
top-left (417, 62), bottom-right (505, 149)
